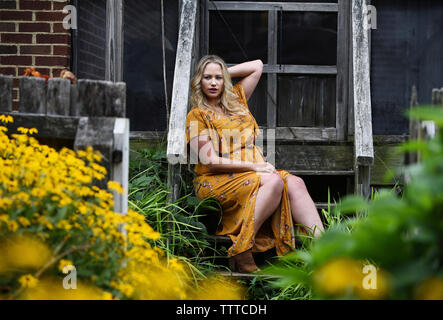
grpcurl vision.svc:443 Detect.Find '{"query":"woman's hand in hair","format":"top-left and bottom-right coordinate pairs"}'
top-left (228, 59), bottom-right (263, 101)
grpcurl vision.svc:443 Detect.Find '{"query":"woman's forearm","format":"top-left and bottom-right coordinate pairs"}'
top-left (207, 156), bottom-right (256, 173)
top-left (228, 59), bottom-right (263, 79)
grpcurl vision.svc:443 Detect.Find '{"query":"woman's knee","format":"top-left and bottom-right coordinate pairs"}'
top-left (287, 175), bottom-right (307, 193)
top-left (260, 173), bottom-right (284, 193)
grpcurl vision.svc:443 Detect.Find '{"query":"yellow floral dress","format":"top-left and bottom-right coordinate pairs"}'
top-left (185, 83), bottom-right (296, 257)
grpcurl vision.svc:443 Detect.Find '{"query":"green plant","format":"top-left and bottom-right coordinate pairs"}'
top-left (264, 106), bottom-right (443, 300)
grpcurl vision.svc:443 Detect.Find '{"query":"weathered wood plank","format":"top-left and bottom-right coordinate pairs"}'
top-left (336, 0), bottom-right (350, 140)
top-left (47, 78), bottom-right (71, 116)
top-left (105, 0), bottom-right (124, 82)
top-left (167, 0), bottom-right (197, 164)
top-left (1, 113), bottom-right (79, 139)
top-left (112, 118), bottom-right (129, 215)
top-left (19, 76), bottom-right (47, 114)
top-left (276, 144), bottom-right (354, 172)
top-left (263, 64), bottom-right (337, 74)
top-left (0, 74), bottom-right (13, 112)
top-left (104, 81), bottom-right (126, 117)
top-left (74, 117), bottom-right (115, 189)
top-left (207, 1), bottom-right (338, 12)
top-left (351, 0), bottom-right (374, 166)
top-left (275, 127), bottom-right (337, 141)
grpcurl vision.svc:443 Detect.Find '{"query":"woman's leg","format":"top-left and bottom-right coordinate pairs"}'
top-left (254, 173), bottom-right (284, 234)
top-left (286, 175), bottom-right (325, 237)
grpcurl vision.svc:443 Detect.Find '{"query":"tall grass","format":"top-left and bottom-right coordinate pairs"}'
top-left (128, 147), bottom-right (226, 282)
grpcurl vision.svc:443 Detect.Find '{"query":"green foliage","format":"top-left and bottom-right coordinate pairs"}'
top-left (128, 147), bottom-right (225, 276)
top-left (264, 106), bottom-right (443, 300)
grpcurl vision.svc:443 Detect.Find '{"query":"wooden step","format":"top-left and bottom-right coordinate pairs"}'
top-left (288, 170), bottom-right (355, 176)
top-left (216, 270), bottom-right (281, 281)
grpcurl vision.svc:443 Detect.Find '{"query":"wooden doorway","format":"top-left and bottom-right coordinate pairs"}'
top-left (201, 0), bottom-right (349, 141)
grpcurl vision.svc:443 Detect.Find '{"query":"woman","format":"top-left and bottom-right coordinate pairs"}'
top-left (185, 55), bottom-right (324, 273)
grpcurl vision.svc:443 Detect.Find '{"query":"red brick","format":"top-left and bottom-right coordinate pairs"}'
top-left (35, 11), bottom-right (66, 22)
top-left (35, 56), bottom-right (69, 67)
top-left (12, 88), bottom-right (18, 100)
top-left (53, 22), bottom-right (71, 33)
top-left (13, 101), bottom-right (19, 111)
top-left (0, 45), bottom-right (17, 54)
top-left (0, 1), bottom-right (17, 9)
top-left (53, 45), bottom-right (70, 56)
top-left (0, 22), bottom-right (16, 32)
top-left (1, 55), bottom-right (32, 66)
top-left (20, 45), bottom-right (51, 55)
top-left (36, 33), bottom-right (70, 44)
top-left (0, 67), bottom-right (16, 76)
top-left (19, 22), bottom-right (51, 33)
top-left (53, 2), bottom-right (70, 11)
top-left (0, 10), bottom-right (32, 21)
top-left (2, 33), bottom-right (32, 43)
top-left (13, 77), bottom-right (19, 86)
top-left (19, 0), bottom-right (52, 11)
top-left (52, 68), bottom-right (69, 77)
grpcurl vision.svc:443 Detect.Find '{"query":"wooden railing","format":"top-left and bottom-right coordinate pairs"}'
top-left (351, 0), bottom-right (374, 199)
top-left (0, 74), bottom-right (129, 214)
top-left (166, 0), bottom-right (198, 202)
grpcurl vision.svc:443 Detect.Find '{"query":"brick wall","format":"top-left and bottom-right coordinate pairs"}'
top-left (0, 0), bottom-right (71, 110)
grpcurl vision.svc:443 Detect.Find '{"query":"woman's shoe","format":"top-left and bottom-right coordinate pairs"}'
top-left (229, 249), bottom-right (261, 273)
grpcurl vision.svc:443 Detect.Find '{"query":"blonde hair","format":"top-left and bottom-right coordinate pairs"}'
top-left (190, 55), bottom-right (248, 116)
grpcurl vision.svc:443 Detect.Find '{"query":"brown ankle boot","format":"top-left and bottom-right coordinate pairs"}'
top-left (229, 249), bottom-right (261, 273)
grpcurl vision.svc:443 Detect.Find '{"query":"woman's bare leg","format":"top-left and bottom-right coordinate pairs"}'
top-left (254, 173), bottom-right (284, 234)
top-left (287, 175), bottom-right (325, 237)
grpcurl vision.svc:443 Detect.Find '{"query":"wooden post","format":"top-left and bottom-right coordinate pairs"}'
top-left (0, 75), bottom-right (13, 113)
top-left (167, 0), bottom-right (197, 203)
top-left (19, 76), bottom-right (47, 114)
top-left (105, 0), bottom-right (124, 82)
top-left (47, 78), bottom-right (71, 116)
top-left (351, 0), bottom-right (374, 199)
top-left (112, 118), bottom-right (129, 215)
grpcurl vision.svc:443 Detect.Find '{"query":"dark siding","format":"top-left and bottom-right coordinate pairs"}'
top-left (371, 0), bottom-right (443, 135)
top-left (76, 0), bottom-right (107, 80)
top-left (124, 0), bottom-right (178, 132)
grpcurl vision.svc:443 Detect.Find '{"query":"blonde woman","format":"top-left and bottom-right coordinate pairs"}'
top-left (185, 55), bottom-right (324, 273)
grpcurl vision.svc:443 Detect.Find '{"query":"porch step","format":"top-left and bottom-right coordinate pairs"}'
top-left (288, 170), bottom-right (355, 176)
top-left (216, 271), bottom-right (280, 281)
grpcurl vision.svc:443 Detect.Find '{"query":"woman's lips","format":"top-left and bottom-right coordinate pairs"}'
top-left (209, 89), bottom-right (218, 93)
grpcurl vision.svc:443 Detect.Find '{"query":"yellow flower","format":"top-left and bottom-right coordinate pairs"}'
top-left (414, 277), bottom-right (443, 300)
top-left (107, 181), bottom-right (124, 194)
top-left (18, 217), bottom-right (31, 227)
top-left (18, 274), bottom-right (39, 288)
top-left (8, 220), bottom-right (19, 232)
top-left (28, 128), bottom-right (38, 135)
top-left (17, 127), bottom-right (29, 134)
top-left (0, 114), bottom-right (13, 124)
top-left (58, 259), bottom-right (74, 272)
top-left (20, 277), bottom-right (107, 300)
top-left (0, 235), bottom-right (52, 272)
top-left (191, 276), bottom-right (246, 300)
top-left (313, 258), bottom-right (363, 297)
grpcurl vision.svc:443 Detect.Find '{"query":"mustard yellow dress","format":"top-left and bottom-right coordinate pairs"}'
top-left (185, 83), bottom-right (296, 257)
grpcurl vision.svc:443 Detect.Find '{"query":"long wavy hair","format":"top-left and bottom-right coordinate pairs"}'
top-left (190, 55), bottom-right (249, 116)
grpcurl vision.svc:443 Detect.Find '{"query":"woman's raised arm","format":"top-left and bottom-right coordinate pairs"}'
top-left (227, 59), bottom-right (263, 101)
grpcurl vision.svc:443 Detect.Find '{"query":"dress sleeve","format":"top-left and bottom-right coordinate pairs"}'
top-left (233, 82), bottom-right (249, 110)
top-left (185, 108), bottom-right (211, 145)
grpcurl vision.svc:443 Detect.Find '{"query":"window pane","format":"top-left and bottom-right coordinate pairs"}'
top-left (278, 12), bottom-right (337, 65)
top-left (278, 75), bottom-right (336, 127)
top-left (209, 11), bottom-right (268, 64)
top-left (123, 0), bottom-right (178, 131)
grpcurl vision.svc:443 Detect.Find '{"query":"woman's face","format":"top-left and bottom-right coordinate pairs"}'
top-left (201, 62), bottom-right (224, 101)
